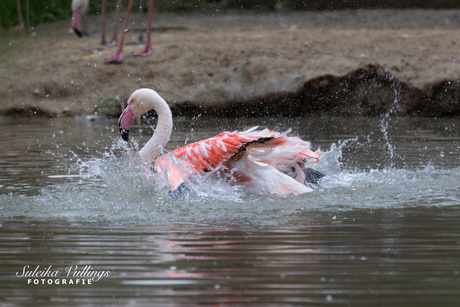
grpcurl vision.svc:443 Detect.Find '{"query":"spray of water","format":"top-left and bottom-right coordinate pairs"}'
top-left (2, 111), bottom-right (458, 225)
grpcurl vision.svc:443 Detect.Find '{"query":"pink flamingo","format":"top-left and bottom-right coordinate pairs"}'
top-left (71, 0), bottom-right (122, 45)
top-left (105, 0), bottom-right (154, 64)
top-left (118, 89), bottom-right (324, 198)
top-left (71, 0), bottom-right (89, 37)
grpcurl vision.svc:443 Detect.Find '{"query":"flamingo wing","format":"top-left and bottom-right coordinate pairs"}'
top-left (154, 128), bottom-right (283, 191)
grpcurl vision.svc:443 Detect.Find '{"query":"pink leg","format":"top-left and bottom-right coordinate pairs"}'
top-left (101, 0), bottom-right (107, 45)
top-left (104, 0), bottom-right (135, 64)
top-left (13, 0), bottom-right (24, 30)
top-left (130, 0), bottom-right (154, 57)
top-left (108, 0), bottom-right (123, 46)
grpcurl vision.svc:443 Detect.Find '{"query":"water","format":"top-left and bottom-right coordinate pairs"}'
top-left (1, 115), bottom-right (459, 306)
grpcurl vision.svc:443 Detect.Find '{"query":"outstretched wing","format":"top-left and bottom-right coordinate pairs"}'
top-left (172, 130), bottom-right (281, 171)
top-left (154, 128), bottom-right (284, 190)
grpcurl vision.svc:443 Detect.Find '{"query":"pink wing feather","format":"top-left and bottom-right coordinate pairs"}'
top-left (154, 129), bottom-right (281, 190)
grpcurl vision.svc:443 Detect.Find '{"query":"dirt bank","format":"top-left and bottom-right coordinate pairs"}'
top-left (1, 9), bottom-right (459, 118)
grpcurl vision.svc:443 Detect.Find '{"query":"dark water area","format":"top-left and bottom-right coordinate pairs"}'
top-left (2, 210), bottom-right (460, 306)
top-left (0, 115), bottom-right (459, 306)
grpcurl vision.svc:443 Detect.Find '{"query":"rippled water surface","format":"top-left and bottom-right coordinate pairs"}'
top-left (1, 115), bottom-right (459, 306)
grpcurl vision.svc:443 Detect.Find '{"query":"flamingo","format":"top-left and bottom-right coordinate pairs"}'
top-left (105, 0), bottom-right (154, 64)
top-left (71, 0), bottom-right (89, 37)
top-left (118, 89), bottom-right (325, 198)
top-left (72, 0), bottom-right (122, 45)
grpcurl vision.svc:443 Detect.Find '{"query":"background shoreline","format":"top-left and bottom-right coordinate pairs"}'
top-left (1, 9), bottom-right (459, 118)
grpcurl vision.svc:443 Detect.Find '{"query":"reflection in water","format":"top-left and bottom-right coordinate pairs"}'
top-left (1, 213), bottom-right (460, 306)
top-left (0, 116), bottom-right (459, 305)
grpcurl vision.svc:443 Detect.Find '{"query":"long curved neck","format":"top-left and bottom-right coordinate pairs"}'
top-left (138, 95), bottom-right (173, 167)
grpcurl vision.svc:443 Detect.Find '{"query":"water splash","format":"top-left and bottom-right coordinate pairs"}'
top-left (1, 116), bottom-right (458, 225)
top-left (380, 112), bottom-right (396, 168)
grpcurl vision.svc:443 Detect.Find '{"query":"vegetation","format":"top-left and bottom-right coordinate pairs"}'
top-left (0, 0), bottom-right (318, 30)
top-left (0, 0), bottom-right (137, 29)
top-left (1, 0), bottom-right (70, 29)
top-left (1, 0), bottom-right (459, 29)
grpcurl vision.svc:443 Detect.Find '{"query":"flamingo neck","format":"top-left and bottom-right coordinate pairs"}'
top-left (138, 95), bottom-right (173, 167)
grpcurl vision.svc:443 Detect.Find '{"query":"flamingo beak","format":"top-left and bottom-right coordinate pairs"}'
top-left (118, 103), bottom-right (134, 142)
top-left (71, 8), bottom-right (83, 37)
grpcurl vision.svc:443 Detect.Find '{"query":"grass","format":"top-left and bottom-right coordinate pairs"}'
top-left (0, 0), bottom-right (290, 30)
top-left (1, 0), bottom-right (72, 29)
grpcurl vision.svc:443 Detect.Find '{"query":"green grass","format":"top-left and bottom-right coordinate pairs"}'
top-left (2, 0), bottom-right (458, 29)
top-left (0, 0), bottom-right (293, 30)
top-left (1, 0), bottom-right (72, 29)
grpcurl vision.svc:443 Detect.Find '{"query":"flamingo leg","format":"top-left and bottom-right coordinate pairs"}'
top-left (104, 0), bottom-right (136, 64)
top-left (137, 0), bottom-right (144, 43)
top-left (13, 0), bottom-right (24, 30)
top-left (130, 0), bottom-right (154, 57)
top-left (108, 0), bottom-right (123, 46)
top-left (100, 0), bottom-right (107, 45)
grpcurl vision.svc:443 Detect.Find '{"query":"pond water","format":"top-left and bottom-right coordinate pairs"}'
top-left (0, 115), bottom-right (459, 306)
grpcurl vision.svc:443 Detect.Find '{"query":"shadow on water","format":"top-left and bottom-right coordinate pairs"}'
top-left (0, 114), bottom-right (459, 305)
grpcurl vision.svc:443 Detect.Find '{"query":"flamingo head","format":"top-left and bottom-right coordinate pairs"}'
top-left (118, 89), bottom-right (166, 142)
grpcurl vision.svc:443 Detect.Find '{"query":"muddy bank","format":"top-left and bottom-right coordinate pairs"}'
top-left (170, 64), bottom-right (459, 118)
top-left (5, 64), bottom-right (458, 118)
top-left (1, 10), bottom-right (460, 118)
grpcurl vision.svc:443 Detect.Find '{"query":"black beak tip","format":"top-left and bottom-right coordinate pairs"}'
top-left (73, 28), bottom-right (83, 38)
top-left (119, 126), bottom-right (129, 142)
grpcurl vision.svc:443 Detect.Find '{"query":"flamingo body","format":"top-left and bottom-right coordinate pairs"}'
top-left (119, 89), bottom-right (323, 196)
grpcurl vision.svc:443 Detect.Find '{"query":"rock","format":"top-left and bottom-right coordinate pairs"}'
top-left (424, 80), bottom-right (460, 116)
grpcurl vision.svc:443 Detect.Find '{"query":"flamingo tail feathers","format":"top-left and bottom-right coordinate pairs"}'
top-left (243, 161), bottom-right (314, 195)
